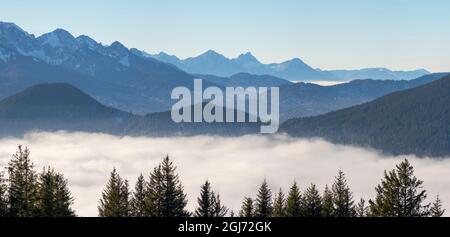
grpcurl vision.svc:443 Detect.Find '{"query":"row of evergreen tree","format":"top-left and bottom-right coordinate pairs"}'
top-left (238, 167), bottom-right (445, 218)
top-left (0, 146), bottom-right (446, 217)
top-left (98, 155), bottom-right (445, 218)
top-left (0, 146), bottom-right (75, 217)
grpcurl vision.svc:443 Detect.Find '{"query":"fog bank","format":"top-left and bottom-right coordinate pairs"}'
top-left (0, 132), bottom-right (448, 217)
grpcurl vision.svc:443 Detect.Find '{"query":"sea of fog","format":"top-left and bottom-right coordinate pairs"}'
top-left (0, 132), bottom-right (449, 217)
top-left (297, 80), bottom-right (350, 86)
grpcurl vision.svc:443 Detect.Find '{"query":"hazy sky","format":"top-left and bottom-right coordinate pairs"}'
top-left (1, 0), bottom-right (449, 71)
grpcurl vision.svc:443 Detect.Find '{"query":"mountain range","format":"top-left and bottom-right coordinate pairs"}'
top-left (0, 21), bottom-right (434, 119)
top-left (0, 22), bottom-right (205, 114)
top-left (280, 75), bottom-right (450, 157)
top-left (277, 73), bottom-right (448, 121)
top-left (3, 21), bottom-right (450, 156)
top-left (3, 77), bottom-right (450, 156)
top-left (142, 49), bottom-right (429, 81)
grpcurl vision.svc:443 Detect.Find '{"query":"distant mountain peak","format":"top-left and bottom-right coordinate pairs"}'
top-left (156, 51), bottom-right (172, 57)
top-left (52, 28), bottom-right (74, 37)
top-left (156, 51), bottom-right (180, 60)
top-left (107, 41), bottom-right (129, 56)
top-left (0, 21), bottom-right (29, 36)
top-left (285, 58), bottom-right (305, 64)
top-left (204, 49), bottom-right (219, 54)
top-left (105, 41), bottom-right (131, 67)
top-left (186, 50), bottom-right (229, 65)
top-left (76, 35), bottom-right (100, 49)
top-left (199, 50), bottom-right (225, 58)
top-left (239, 51), bottom-right (255, 57)
top-left (235, 52), bottom-right (260, 64)
top-left (38, 28), bottom-right (76, 48)
top-left (109, 41), bottom-right (127, 50)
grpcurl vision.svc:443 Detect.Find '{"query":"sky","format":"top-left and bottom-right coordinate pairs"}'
top-left (0, 0), bottom-right (449, 72)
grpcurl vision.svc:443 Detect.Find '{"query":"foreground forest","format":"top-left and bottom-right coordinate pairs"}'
top-left (0, 146), bottom-right (445, 217)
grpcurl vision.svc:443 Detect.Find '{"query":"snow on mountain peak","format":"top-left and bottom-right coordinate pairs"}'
top-left (38, 29), bottom-right (77, 48)
top-left (106, 41), bottom-right (130, 67)
top-left (0, 47), bottom-right (14, 63)
top-left (77, 35), bottom-right (101, 50)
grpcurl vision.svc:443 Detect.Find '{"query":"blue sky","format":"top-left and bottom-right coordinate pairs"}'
top-left (1, 0), bottom-right (449, 72)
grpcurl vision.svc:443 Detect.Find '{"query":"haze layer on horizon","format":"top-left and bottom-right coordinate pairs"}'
top-left (0, 0), bottom-right (449, 72)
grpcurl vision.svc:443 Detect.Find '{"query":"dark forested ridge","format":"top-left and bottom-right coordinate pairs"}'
top-left (280, 75), bottom-right (450, 157)
top-left (0, 83), bottom-right (133, 135)
top-left (0, 83), bottom-right (260, 136)
top-left (3, 74), bottom-right (450, 156)
top-left (0, 83), bottom-right (130, 119)
top-left (278, 73), bottom-right (448, 121)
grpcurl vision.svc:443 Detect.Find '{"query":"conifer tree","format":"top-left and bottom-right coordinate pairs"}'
top-left (0, 172), bottom-right (7, 217)
top-left (52, 171), bottom-right (75, 217)
top-left (195, 180), bottom-right (214, 217)
top-left (355, 198), bottom-right (367, 217)
top-left (254, 180), bottom-right (273, 217)
top-left (430, 195), bottom-right (445, 217)
top-left (161, 156), bottom-right (189, 217)
top-left (302, 184), bottom-right (323, 217)
top-left (212, 193), bottom-right (228, 217)
top-left (98, 168), bottom-right (131, 217)
top-left (38, 168), bottom-right (54, 217)
top-left (272, 189), bottom-right (286, 217)
top-left (322, 185), bottom-right (334, 217)
top-left (239, 197), bottom-right (254, 217)
top-left (146, 156), bottom-right (189, 217)
top-left (7, 146), bottom-right (39, 217)
top-left (144, 165), bottom-right (163, 217)
top-left (285, 182), bottom-right (302, 217)
top-left (369, 160), bottom-right (429, 217)
top-left (37, 168), bottom-right (75, 217)
top-left (332, 170), bottom-right (355, 217)
top-left (130, 174), bottom-right (147, 217)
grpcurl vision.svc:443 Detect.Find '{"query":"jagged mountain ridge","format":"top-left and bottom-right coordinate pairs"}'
top-left (145, 49), bottom-right (429, 81)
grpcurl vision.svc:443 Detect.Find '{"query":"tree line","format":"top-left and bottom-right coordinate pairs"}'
top-left (0, 146), bottom-right (446, 217)
top-left (0, 146), bottom-right (75, 217)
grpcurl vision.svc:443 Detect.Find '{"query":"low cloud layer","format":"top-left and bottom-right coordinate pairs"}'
top-left (0, 132), bottom-right (449, 217)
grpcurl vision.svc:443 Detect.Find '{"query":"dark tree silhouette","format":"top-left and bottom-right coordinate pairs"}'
top-left (369, 160), bottom-right (429, 217)
top-left (98, 168), bottom-right (131, 217)
top-left (332, 170), bottom-right (355, 217)
top-left (286, 182), bottom-right (302, 217)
